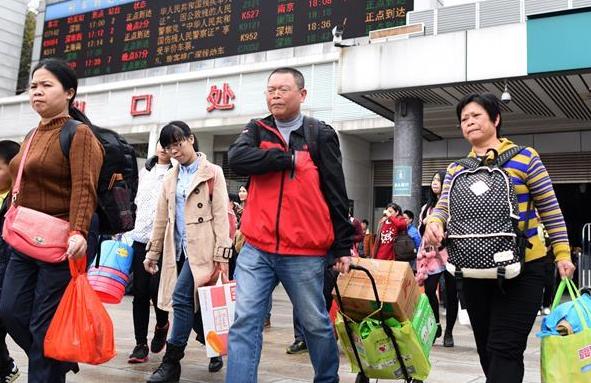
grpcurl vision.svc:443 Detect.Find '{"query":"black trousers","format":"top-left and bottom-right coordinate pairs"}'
top-left (132, 241), bottom-right (169, 345)
top-left (424, 272), bottom-right (443, 324)
top-left (463, 259), bottom-right (545, 383)
top-left (443, 271), bottom-right (459, 334)
top-left (0, 253), bottom-right (10, 367)
top-left (541, 261), bottom-right (556, 308)
top-left (0, 248), bottom-right (78, 383)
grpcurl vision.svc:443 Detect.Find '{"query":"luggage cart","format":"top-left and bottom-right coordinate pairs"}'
top-left (334, 264), bottom-right (413, 383)
top-left (580, 223), bottom-right (591, 289)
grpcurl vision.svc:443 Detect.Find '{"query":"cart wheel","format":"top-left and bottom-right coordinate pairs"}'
top-left (355, 373), bottom-right (370, 383)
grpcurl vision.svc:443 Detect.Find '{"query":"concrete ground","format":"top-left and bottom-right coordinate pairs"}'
top-left (7, 285), bottom-right (543, 382)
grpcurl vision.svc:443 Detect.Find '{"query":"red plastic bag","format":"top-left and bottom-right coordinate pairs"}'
top-left (44, 257), bottom-right (116, 364)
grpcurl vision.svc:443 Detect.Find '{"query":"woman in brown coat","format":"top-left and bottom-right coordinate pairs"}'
top-left (143, 121), bottom-right (232, 382)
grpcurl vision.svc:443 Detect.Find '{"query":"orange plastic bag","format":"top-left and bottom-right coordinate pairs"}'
top-left (44, 257), bottom-right (116, 364)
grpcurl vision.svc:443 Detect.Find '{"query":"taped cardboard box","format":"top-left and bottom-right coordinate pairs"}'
top-left (334, 258), bottom-right (419, 322)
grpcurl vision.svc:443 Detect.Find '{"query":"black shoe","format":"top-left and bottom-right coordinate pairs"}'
top-left (286, 340), bottom-right (307, 354)
top-left (208, 356), bottom-right (223, 373)
top-left (128, 344), bottom-right (149, 364)
top-left (443, 332), bottom-right (454, 347)
top-left (151, 321), bottom-right (169, 354)
top-left (146, 362), bottom-right (180, 383)
top-left (0, 358), bottom-right (20, 383)
top-left (146, 342), bottom-right (185, 383)
top-left (355, 373), bottom-right (370, 383)
top-left (433, 323), bottom-right (442, 345)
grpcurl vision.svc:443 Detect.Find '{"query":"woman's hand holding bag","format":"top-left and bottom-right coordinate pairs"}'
top-left (44, 256), bottom-right (116, 365)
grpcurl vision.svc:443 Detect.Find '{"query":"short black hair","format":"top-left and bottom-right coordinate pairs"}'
top-left (362, 219), bottom-right (369, 226)
top-left (403, 210), bottom-right (414, 221)
top-left (268, 67), bottom-right (305, 89)
top-left (387, 202), bottom-right (402, 214)
top-left (0, 140), bottom-right (20, 164)
top-left (456, 92), bottom-right (502, 138)
top-left (159, 120), bottom-right (199, 152)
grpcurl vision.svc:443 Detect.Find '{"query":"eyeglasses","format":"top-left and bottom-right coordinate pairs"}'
top-left (264, 86), bottom-right (299, 96)
top-left (163, 140), bottom-right (186, 152)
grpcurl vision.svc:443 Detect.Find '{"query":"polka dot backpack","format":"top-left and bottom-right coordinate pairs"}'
top-left (445, 146), bottom-right (532, 281)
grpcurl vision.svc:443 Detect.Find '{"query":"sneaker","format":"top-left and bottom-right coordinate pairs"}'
top-left (0, 359), bottom-right (19, 383)
top-left (128, 344), bottom-right (149, 364)
top-left (151, 321), bottom-right (169, 354)
top-left (542, 307), bottom-right (551, 316)
top-left (286, 340), bottom-right (307, 354)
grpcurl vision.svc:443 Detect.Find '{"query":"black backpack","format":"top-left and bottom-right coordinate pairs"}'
top-left (394, 230), bottom-right (416, 261)
top-left (61, 120), bottom-right (139, 235)
top-left (446, 146), bottom-right (532, 281)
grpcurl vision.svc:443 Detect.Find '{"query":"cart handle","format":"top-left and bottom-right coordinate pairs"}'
top-left (333, 263), bottom-right (412, 382)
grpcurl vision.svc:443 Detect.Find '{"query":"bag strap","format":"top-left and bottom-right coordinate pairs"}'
top-left (303, 116), bottom-right (320, 166)
top-left (59, 119), bottom-right (83, 159)
top-left (552, 278), bottom-right (591, 330)
top-left (12, 128), bottom-right (40, 204)
top-left (455, 157), bottom-right (480, 169)
top-left (497, 145), bottom-right (526, 167)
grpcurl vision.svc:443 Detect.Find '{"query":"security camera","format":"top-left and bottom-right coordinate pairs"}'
top-left (501, 82), bottom-right (511, 104)
top-left (332, 25), bottom-right (344, 45)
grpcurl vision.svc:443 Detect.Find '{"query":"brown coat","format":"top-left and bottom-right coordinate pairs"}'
top-left (145, 153), bottom-right (232, 312)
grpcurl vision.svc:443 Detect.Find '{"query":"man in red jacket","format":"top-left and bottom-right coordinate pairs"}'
top-left (226, 67), bottom-right (353, 383)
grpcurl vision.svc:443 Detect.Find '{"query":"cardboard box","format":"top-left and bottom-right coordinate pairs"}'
top-left (197, 281), bottom-right (236, 358)
top-left (334, 258), bottom-right (420, 322)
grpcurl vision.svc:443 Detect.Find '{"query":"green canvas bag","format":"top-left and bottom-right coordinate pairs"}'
top-left (335, 313), bottom-right (431, 380)
top-left (541, 278), bottom-right (591, 383)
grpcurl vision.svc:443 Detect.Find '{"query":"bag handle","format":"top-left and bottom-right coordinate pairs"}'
top-left (12, 128), bottom-right (39, 204)
top-left (68, 256), bottom-right (87, 278)
top-left (551, 278), bottom-right (591, 330)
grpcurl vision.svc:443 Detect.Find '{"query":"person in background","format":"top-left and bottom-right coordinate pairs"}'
top-left (127, 143), bottom-right (172, 364)
top-left (350, 212), bottom-right (364, 257)
top-left (0, 140), bottom-right (21, 383)
top-left (371, 202), bottom-right (407, 260)
top-left (423, 93), bottom-right (575, 381)
top-left (143, 121), bottom-right (232, 382)
top-left (403, 210), bottom-right (421, 270)
top-left (0, 58), bottom-right (104, 382)
top-left (416, 170), bottom-right (455, 345)
top-left (360, 219), bottom-right (373, 258)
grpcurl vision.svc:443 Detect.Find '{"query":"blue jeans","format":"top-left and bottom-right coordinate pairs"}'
top-left (168, 258), bottom-right (204, 347)
top-left (226, 243), bottom-right (339, 383)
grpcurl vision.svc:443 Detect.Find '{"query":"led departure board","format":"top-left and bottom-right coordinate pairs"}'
top-left (41, 0), bottom-right (413, 78)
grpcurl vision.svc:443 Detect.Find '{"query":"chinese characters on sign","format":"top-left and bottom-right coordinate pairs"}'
top-left (72, 100), bottom-right (86, 112)
top-left (393, 165), bottom-right (412, 197)
top-left (207, 83), bottom-right (235, 112)
top-left (42, 0), bottom-right (414, 78)
top-left (130, 94), bottom-right (153, 116)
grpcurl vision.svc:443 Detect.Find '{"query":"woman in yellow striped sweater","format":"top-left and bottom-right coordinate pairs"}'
top-left (423, 93), bottom-right (575, 383)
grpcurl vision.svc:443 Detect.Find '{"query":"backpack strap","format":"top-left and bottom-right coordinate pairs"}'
top-left (303, 116), bottom-right (320, 167)
top-left (59, 119), bottom-right (83, 159)
top-left (497, 145), bottom-right (526, 167)
top-left (455, 157), bottom-right (480, 170)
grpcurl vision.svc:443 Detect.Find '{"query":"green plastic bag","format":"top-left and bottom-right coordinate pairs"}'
top-left (411, 293), bottom-right (437, 358)
top-left (541, 278), bottom-right (591, 383)
top-left (335, 312), bottom-right (431, 380)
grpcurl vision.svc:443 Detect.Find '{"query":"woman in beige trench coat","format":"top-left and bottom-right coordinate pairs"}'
top-left (143, 121), bottom-right (232, 382)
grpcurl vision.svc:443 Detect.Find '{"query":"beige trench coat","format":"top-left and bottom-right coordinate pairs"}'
top-left (145, 153), bottom-right (232, 312)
